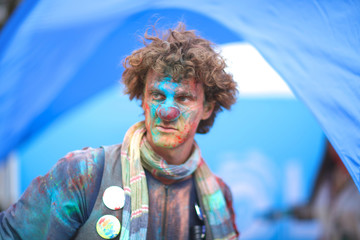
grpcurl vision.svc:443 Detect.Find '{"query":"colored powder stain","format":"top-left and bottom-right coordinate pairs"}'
top-left (78, 161), bottom-right (87, 176)
top-left (65, 152), bottom-right (74, 159)
top-left (92, 150), bottom-right (99, 163)
top-left (208, 190), bottom-right (226, 215)
top-left (63, 202), bottom-right (80, 216)
top-left (35, 177), bottom-right (46, 194)
top-left (176, 135), bottom-right (183, 144)
top-left (163, 76), bottom-right (172, 82)
top-left (182, 111), bottom-right (191, 120)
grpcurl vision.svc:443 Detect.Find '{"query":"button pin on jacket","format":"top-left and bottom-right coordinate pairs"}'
top-left (96, 215), bottom-right (121, 239)
top-left (103, 186), bottom-right (125, 210)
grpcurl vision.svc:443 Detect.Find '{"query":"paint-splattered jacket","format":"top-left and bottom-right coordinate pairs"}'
top-left (0, 145), bottom-right (239, 239)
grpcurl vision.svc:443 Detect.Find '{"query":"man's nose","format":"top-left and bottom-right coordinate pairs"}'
top-left (157, 105), bottom-right (180, 121)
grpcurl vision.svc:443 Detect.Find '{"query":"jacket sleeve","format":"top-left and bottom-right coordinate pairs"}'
top-left (0, 147), bottom-right (104, 240)
top-left (215, 176), bottom-right (240, 238)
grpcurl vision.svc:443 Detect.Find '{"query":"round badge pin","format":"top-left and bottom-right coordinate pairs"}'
top-left (96, 215), bottom-right (121, 239)
top-left (103, 186), bottom-right (125, 210)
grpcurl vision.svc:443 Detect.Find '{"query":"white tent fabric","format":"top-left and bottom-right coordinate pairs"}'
top-left (0, 152), bottom-right (19, 210)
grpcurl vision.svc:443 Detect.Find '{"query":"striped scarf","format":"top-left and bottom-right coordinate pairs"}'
top-left (119, 121), bottom-right (237, 239)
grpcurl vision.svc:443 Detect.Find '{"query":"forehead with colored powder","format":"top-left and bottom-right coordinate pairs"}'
top-left (145, 71), bottom-right (203, 99)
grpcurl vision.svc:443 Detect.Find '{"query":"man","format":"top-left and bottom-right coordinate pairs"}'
top-left (0, 23), bottom-right (239, 239)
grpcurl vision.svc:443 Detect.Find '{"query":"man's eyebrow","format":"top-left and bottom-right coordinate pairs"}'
top-left (147, 86), bottom-right (164, 92)
top-left (175, 90), bottom-right (196, 97)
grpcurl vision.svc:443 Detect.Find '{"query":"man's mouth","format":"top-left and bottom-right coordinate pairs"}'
top-left (156, 125), bottom-right (178, 133)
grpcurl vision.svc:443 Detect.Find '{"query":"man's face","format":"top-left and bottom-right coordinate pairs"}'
top-left (142, 71), bottom-right (213, 149)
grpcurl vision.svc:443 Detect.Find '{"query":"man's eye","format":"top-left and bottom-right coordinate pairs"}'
top-left (152, 93), bottom-right (165, 101)
top-left (177, 96), bottom-right (190, 102)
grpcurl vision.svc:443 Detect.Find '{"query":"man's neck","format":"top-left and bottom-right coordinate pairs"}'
top-left (146, 134), bottom-right (194, 165)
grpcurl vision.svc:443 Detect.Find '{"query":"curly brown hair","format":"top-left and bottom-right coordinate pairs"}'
top-left (122, 22), bottom-right (237, 134)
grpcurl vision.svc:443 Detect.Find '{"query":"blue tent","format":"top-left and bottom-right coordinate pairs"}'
top-left (1, 0), bottom-right (358, 190)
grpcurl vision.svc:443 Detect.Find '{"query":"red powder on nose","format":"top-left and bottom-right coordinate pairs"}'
top-left (158, 107), bottom-right (180, 121)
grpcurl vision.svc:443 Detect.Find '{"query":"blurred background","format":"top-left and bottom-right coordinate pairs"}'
top-left (1, 1), bottom-right (360, 239)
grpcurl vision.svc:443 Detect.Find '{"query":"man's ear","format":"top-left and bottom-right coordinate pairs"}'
top-left (201, 101), bottom-right (215, 120)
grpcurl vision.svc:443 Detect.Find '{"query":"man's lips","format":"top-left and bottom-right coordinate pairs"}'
top-left (156, 125), bottom-right (178, 132)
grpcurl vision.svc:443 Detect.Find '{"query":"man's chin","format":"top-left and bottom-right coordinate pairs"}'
top-left (150, 134), bottom-right (184, 149)
top-left (152, 139), bottom-right (182, 149)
